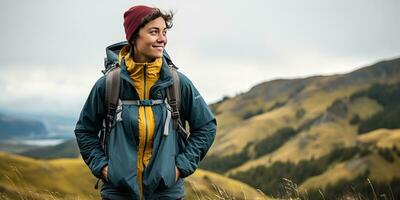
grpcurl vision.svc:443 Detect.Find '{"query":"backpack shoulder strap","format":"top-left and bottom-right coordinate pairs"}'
top-left (95, 63), bottom-right (120, 189)
top-left (165, 60), bottom-right (190, 139)
top-left (105, 63), bottom-right (121, 116)
top-left (102, 63), bottom-right (120, 149)
top-left (166, 65), bottom-right (181, 129)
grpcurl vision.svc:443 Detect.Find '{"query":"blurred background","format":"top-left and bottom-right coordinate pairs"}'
top-left (0, 0), bottom-right (399, 199)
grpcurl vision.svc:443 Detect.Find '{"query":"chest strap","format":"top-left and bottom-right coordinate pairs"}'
top-left (115, 99), bottom-right (164, 122)
top-left (121, 99), bottom-right (164, 106)
top-left (118, 99), bottom-right (180, 137)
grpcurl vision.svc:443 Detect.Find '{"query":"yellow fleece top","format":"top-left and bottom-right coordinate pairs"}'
top-left (118, 46), bottom-right (162, 200)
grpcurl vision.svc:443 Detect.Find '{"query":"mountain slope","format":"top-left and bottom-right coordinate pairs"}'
top-left (210, 58), bottom-right (400, 157)
top-left (208, 57), bottom-right (400, 159)
top-left (201, 57), bottom-right (400, 198)
top-left (0, 152), bottom-right (269, 200)
top-left (0, 113), bottom-right (48, 139)
top-left (19, 139), bottom-right (80, 159)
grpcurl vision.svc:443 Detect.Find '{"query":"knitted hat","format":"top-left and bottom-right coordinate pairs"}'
top-left (123, 5), bottom-right (156, 41)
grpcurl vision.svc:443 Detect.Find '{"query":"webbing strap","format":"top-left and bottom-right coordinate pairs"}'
top-left (121, 99), bottom-right (164, 106)
top-left (164, 97), bottom-right (191, 139)
top-left (96, 63), bottom-right (120, 190)
top-left (104, 64), bottom-right (120, 145)
top-left (167, 66), bottom-right (181, 130)
top-left (163, 99), bottom-right (172, 136)
top-left (105, 64), bottom-right (120, 111)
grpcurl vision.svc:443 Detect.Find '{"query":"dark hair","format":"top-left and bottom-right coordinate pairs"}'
top-left (128, 8), bottom-right (174, 56)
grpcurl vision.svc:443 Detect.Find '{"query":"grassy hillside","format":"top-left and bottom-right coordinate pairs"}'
top-left (0, 152), bottom-right (269, 200)
top-left (209, 58), bottom-right (400, 156)
top-left (0, 152), bottom-right (98, 200)
top-left (2, 57), bottom-right (399, 199)
top-left (227, 131), bottom-right (400, 199)
top-left (200, 57), bottom-right (400, 199)
top-left (185, 169), bottom-right (269, 200)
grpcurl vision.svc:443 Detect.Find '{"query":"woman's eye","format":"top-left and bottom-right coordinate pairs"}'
top-left (150, 31), bottom-right (157, 35)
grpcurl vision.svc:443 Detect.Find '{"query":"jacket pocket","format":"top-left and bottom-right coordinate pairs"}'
top-left (157, 155), bottom-right (177, 190)
top-left (121, 173), bottom-right (140, 195)
top-left (106, 123), bottom-right (139, 193)
top-left (107, 159), bottom-right (137, 193)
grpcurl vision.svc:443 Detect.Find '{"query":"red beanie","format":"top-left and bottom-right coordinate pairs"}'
top-left (123, 5), bottom-right (156, 41)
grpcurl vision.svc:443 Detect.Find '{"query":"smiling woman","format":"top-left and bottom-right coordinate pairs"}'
top-left (74, 5), bottom-right (217, 200)
top-left (124, 6), bottom-right (173, 63)
top-left (131, 16), bottom-right (167, 62)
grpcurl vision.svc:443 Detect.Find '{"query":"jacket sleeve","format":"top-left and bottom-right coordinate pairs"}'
top-left (74, 76), bottom-right (108, 178)
top-left (175, 73), bottom-right (217, 178)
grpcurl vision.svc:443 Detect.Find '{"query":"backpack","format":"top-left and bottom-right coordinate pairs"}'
top-left (93, 44), bottom-right (190, 189)
top-left (100, 53), bottom-right (190, 146)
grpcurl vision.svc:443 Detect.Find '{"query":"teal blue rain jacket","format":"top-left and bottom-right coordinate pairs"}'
top-left (74, 42), bottom-right (216, 200)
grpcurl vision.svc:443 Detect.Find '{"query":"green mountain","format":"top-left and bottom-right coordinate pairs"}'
top-left (0, 113), bottom-right (48, 139)
top-left (201, 57), bottom-right (400, 199)
top-left (0, 140), bottom-right (38, 154)
top-left (19, 139), bottom-right (80, 159)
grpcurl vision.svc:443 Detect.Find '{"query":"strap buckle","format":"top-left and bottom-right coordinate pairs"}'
top-left (171, 111), bottom-right (180, 119)
top-left (140, 100), bottom-right (154, 106)
top-left (106, 114), bottom-right (115, 125)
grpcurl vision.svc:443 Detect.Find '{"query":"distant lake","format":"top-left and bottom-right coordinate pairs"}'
top-left (7, 138), bottom-right (68, 146)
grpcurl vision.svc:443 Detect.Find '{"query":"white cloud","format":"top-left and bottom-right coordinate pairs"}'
top-left (0, 0), bottom-right (400, 117)
top-left (0, 65), bottom-right (102, 116)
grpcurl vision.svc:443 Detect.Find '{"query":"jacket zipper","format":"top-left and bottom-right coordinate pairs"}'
top-left (142, 64), bottom-right (149, 168)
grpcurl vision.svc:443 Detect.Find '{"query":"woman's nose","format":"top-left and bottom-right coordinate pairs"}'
top-left (157, 34), bottom-right (167, 43)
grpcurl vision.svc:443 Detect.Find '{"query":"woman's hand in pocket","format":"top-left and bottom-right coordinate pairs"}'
top-left (175, 166), bottom-right (180, 182)
top-left (102, 165), bottom-right (109, 182)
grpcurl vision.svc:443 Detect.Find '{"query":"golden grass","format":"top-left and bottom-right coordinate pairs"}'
top-left (186, 169), bottom-right (270, 200)
top-left (357, 128), bottom-right (400, 149)
top-left (367, 153), bottom-right (400, 182)
top-left (0, 152), bottom-right (271, 200)
top-left (214, 112), bottom-right (242, 133)
top-left (301, 85), bottom-right (363, 118)
top-left (299, 153), bottom-right (400, 191)
top-left (299, 157), bottom-right (368, 191)
top-left (211, 105), bottom-right (301, 157)
top-left (213, 80), bottom-right (396, 185)
top-left (348, 97), bottom-right (383, 120)
top-left (228, 120), bottom-right (358, 175)
top-left (211, 81), bottom-right (369, 157)
top-left (0, 152), bottom-right (99, 200)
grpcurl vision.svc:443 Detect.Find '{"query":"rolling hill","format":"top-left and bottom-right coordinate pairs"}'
top-left (19, 139), bottom-right (80, 159)
top-left (2, 57), bottom-right (399, 199)
top-left (0, 152), bottom-right (269, 200)
top-left (200, 57), bottom-right (400, 199)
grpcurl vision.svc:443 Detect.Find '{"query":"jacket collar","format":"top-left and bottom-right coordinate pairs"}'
top-left (106, 41), bottom-right (174, 99)
top-left (119, 52), bottom-right (174, 99)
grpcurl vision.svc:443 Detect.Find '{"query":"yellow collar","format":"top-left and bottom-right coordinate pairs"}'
top-left (118, 46), bottom-right (163, 76)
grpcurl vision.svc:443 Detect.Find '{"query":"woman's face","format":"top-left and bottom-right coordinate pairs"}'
top-left (133, 17), bottom-right (167, 63)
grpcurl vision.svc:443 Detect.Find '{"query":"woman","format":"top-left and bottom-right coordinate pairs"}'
top-left (74, 5), bottom-right (216, 200)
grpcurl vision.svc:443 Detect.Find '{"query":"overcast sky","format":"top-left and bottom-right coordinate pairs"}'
top-left (0, 0), bottom-right (399, 118)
